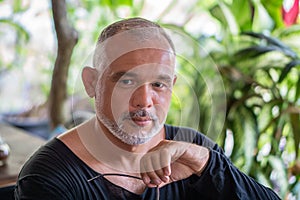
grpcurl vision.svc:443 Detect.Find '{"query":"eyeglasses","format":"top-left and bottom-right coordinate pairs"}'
top-left (88, 173), bottom-right (160, 200)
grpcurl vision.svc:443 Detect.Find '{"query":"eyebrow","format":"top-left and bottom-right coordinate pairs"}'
top-left (110, 71), bottom-right (137, 82)
top-left (156, 74), bottom-right (173, 82)
top-left (110, 71), bottom-right (174, 82)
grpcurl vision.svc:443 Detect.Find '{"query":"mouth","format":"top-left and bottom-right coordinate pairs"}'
top-left (130, 116), bottom-right (152, 126)
top-left (127, 110), bottom-right (155, 127)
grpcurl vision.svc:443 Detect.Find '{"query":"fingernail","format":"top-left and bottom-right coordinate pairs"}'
top-left (162, 176), bottom-right (169, 182)
top-left (151, 179), bottom-right (161, 185)
top-left (143, 176), bottom-right (150, 184)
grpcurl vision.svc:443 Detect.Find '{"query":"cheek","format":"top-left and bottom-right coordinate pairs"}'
top-left (110, 89), bottom-right (132, 118)
top-left (153, 92), bottom-right (172, 113)
top-left (95, 83), bottom-right (115, 116)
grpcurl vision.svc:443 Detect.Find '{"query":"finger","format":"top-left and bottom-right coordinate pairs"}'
top-left (141, 171), bottom-right (161, 187)
top-left (150, 151), bottom-right (167, 182)
top-left (157, 148), bottom-right (171, 183)
top-left (160, 148), bottom-right (171, 177)
top-left (143, 171), bottom-right (162, 187)
top-left (140, 153), bottom-right (158, 186)
top-left (140, 152), bottom-right (154, 173)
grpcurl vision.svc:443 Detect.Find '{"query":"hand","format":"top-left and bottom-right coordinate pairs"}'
top-left (140, 140), bottom-right (210, 188)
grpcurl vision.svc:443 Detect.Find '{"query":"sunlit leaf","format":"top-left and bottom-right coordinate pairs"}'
top-left (268, 156), bottom-right (289, 197)
top-left (295, 73), bottom-right (300, 103)
top-left (255, 169), bottom-right (272, 188)
top-left (242, 106), bottom-right (258, 173)
top-left (99, 0), bottom-right (133, 8)
top-left (277, 24), bottom-right (300, 37)
top-left (290, 112), bottom-right (300, 158)
top-left (261, 0), bottom-right (285, 28)
top-left (252, 1), bottom-right (274, 32)
top-left (210, 5), bottom-right (226, 26)
top-left (12, 0), bottom-right (29, 13)
top-left (219, 1), bottom-right (239, 35)
top-left (228, 105), bottom-right (258, 173)
top-left (258, 102), bottom-right (273, 132)
top-left (0, 18), bottom-right (30, 42)
top-left (230, 0), bottom-right (252, 31)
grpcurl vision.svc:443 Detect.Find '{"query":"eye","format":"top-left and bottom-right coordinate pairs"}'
top-left (152, 82), bottom-right (165, 88)
top-left (117, 79), bottom-right (135, 88)
top-left (121, 79), bottom-right (133, 85)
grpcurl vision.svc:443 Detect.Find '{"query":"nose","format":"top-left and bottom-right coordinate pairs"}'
top-left (130, 84), bottom-right (154, 109)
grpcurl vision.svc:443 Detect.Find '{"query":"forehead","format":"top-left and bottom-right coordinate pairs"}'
top-left (106, 49), bottom-right (175, 78)
top-left (93, 27), bottom-right (175, 71)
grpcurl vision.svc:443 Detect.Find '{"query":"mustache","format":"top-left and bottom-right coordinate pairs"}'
top-left (122, 109), bottom-right (158, 120)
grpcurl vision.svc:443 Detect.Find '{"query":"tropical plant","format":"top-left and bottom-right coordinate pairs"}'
top-left (158, 1), bottom-right (300, 199)
top-left (1, 0), bottom-right (299, 199)
top-left (186, 1), bottom-right (300, 199)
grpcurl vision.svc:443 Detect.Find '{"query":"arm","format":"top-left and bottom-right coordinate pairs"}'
top-left (140, 139), bottom-right (281, 200)
top-left (189, 149), bottom-right (281, 200)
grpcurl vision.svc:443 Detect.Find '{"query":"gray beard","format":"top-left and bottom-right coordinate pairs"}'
top-left (98, 111), bottom-right (164, 145)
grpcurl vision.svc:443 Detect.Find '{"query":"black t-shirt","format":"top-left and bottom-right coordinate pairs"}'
top-left (15, 125), bottom-right (280, 200)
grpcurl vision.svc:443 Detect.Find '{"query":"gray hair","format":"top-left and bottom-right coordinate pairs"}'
top-left (92, 17), bottom-right (175, 71)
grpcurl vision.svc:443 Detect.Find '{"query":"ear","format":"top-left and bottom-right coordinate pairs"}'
top-left (82, 67), bottom-right (98, 98)
top-left (173, 75), bottom-right (177, 85)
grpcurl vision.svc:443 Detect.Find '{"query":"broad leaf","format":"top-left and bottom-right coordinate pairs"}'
top-left (268, 156), bottom-right (289, 197)
top-left (0, 19), bottom-right (30, 42)
top-left (242, 32), bottom-right (298, 58)
top-left (290, 112), bottom-right (300, 158)
top-left (278, 60), bottom-right (300, 83)
top-left (230, 0), bottom-right (252, 31)
top-left (234, 45), bottom-right (279, 61)
top-left (252, 1), bottom-right (274, 32)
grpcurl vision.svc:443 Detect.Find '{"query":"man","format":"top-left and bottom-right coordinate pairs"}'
top-left (15, 17), bottom-right (280, 199)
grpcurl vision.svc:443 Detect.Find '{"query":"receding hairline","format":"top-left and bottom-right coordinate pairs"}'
top-left (97, 17), bottom-right (175, 52)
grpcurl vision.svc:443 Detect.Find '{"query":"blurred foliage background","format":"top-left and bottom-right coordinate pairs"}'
top-left (0, 0), bottom-right (299, 199)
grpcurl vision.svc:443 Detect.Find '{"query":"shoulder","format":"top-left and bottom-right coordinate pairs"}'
top-left (164, 124), bottom-right (220, 151)
top-left (18, 138), bottom-right (74, 179)
top-left (15, 138), bottom-right (77, 199)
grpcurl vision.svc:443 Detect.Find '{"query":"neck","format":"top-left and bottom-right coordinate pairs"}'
top-left (77, 117), bottom-right (165, 173)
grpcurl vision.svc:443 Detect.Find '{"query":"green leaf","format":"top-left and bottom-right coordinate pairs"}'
top-left (229, 105), bottom-right (258, 173)
top-left (277, 24), bottom-right (300, 37)
top-left (255, 169), bottom-right (272, 188)
top-left (252, 1), bottom-right (274, 32)
top-left (234, 45), bottom-right (278, 61)
top-left (268, 156), bottom-right (289, 197)
top-left (0, 18), bottom-right (30, 42)
top-left (230, 0), bottom-right (252, 31)
top-left (99, 0), bottom-right (133, 8)
top-left (242, 32), bottom-right (298, 58)
top-left (219, 1), bottom-right (240, 35)
top-left (210, 5), bottom-right (226, 25)
top-left (242, 107), bottom-right (258, 173)
top-left (12, 0), bottom-right (29, 13)
top-left (295, 73), bottom-right (300, 103)
top-left (290, 112), bottom-right (300, 158)
top-left (261, 0), bottom-right (285, 28)
top-left (278, 60), bottom-right (300, 83)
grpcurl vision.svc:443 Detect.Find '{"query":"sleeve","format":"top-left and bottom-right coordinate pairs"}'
top-left (187, 149), bottom-right (281, 200)
top-left (14, 141), bottom-right (77, 200)
top-left (15, 174), bottom-right (72, 200)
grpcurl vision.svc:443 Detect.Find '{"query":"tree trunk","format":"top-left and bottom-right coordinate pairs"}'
top-left (49, 0), bottom-right (78, 129)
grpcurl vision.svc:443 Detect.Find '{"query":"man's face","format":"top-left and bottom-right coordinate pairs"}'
top-left (95, 48), bottom-right (176, 145)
